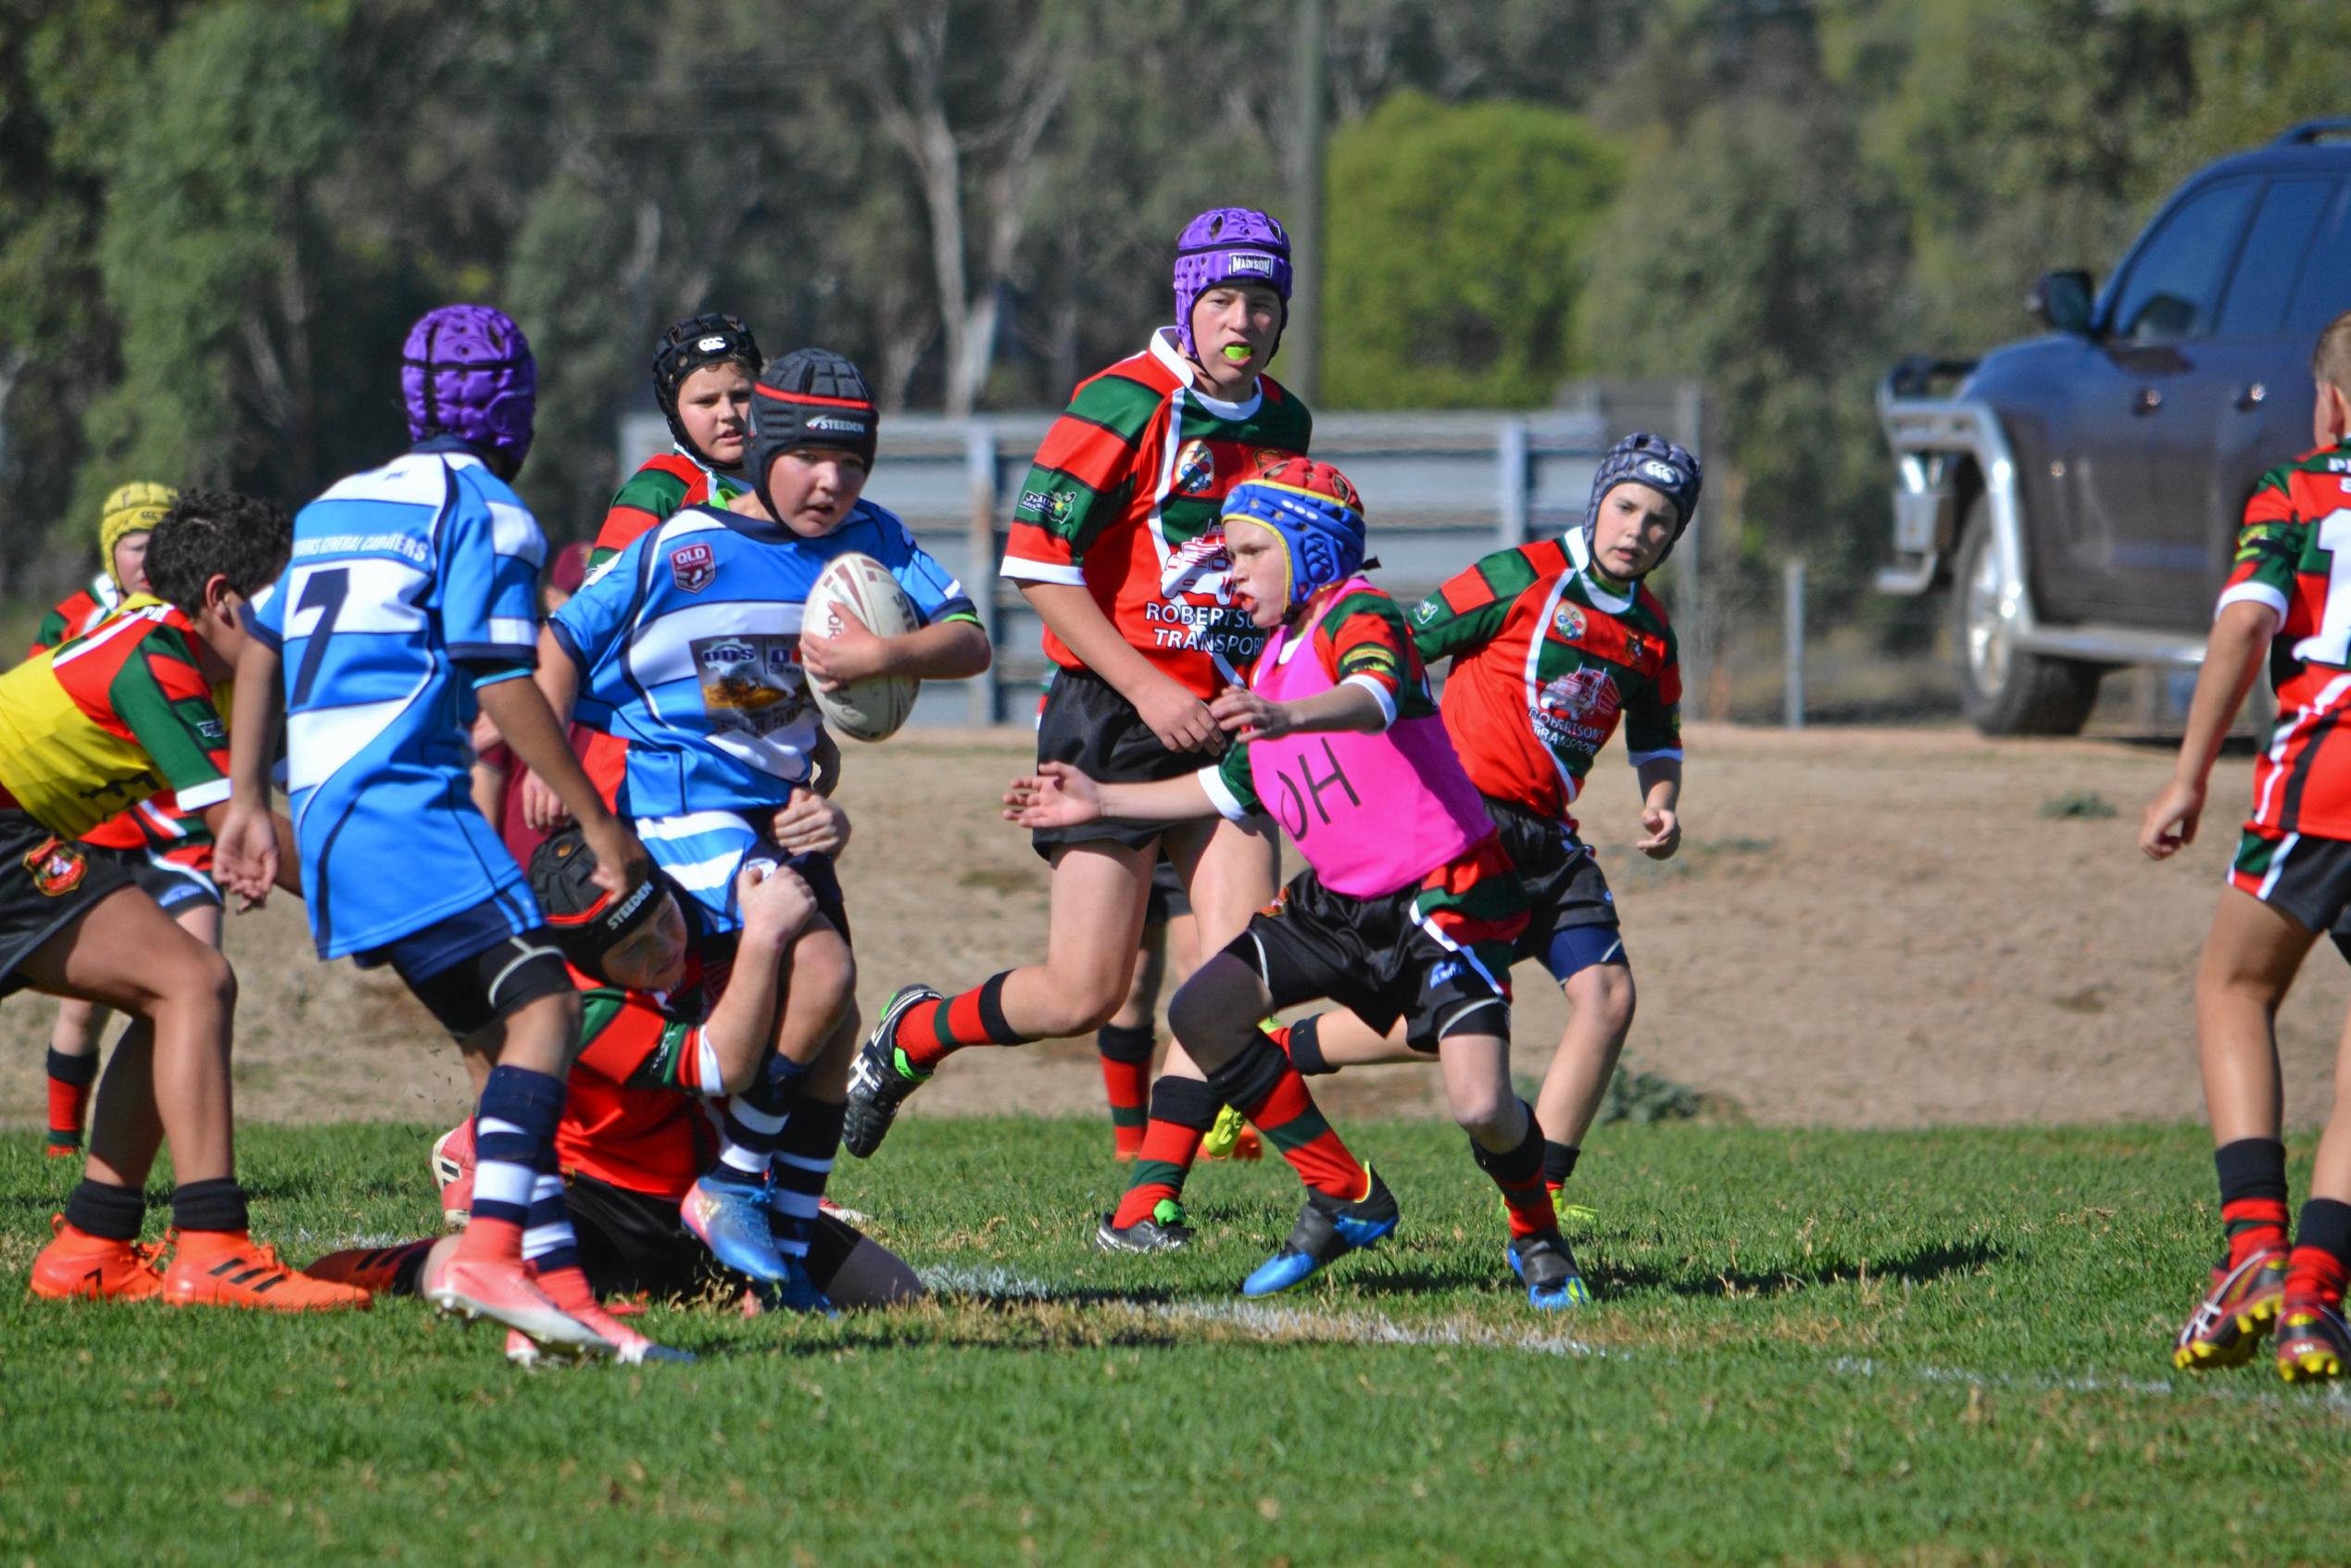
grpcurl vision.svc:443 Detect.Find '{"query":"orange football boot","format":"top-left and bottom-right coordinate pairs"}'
top-left (28, 1216), bottom-right (166, 1302)
top-left (161, 1230), bottom-right (372, 1311)
top-left (305, 1238), bottom-right (437, 1295)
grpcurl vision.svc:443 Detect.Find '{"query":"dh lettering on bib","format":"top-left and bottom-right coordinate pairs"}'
top-left (1247, 578), bottom-right (1494, 897)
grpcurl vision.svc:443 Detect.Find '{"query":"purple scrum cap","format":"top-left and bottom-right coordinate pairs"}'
top-left (1173, 207), bottom-right (1292, 358)
top-left (401, 304), bottom-right (536, 460)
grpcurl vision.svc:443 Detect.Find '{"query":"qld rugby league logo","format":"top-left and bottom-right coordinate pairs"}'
top-left (671, 542), bottom-right (717, 593)
top-left (24, 836), bottom-right (86, 897)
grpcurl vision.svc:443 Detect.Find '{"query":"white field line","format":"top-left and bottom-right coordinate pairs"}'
top-left (918, 1266), bottom-right (2351, 1417)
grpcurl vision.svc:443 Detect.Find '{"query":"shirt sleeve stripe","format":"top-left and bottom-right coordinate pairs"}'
top-left (2215, 581), bottom-right (2289, 622)
top-left (1199, 762), bottom-right (1251, 822)
top-left (1001, 557), bottom-right (1088, 586)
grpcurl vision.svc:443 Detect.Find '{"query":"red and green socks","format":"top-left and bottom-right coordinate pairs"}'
top-left (44, 1047), bottom-right (96, 1156)
top-left (895, 972), bottom-right (1033, 1074)
top-left (1202, 1031), bottom-right (1366, 1202)
top-left (1111, 1076), bottom-right (1218, 1229)
top-left (1474, 1106), bottom-right (1559, 1241)
top-left (2213, 1136), bottom-right (2290, 1268)
top-left (1097, 1022), bottom-right (1155, 1159)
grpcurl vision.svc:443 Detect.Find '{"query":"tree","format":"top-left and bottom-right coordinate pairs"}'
top-left (1322, 91), bottom-right (1622, 408)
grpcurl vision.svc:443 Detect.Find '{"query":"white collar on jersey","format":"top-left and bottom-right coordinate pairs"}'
top-left (1563, 529), bottom-right (1633, 615)
top-left (1150, 327), bottom-right (1263, 420)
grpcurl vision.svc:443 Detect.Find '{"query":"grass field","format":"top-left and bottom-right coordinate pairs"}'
top-left (3, 1117), bottom-right (2348, 1565)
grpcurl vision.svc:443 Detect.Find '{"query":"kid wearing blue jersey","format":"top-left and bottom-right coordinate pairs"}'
top-left (534, 348), bottom-right (990, 1284)
top-left (218, 306), bottom-right (653, 1361)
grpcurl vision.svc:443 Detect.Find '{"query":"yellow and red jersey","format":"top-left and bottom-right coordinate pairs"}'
top-left (0, 596), bottom-right (233, 840)
top-left (1000, 330), bottom-right (1312, 699)
top-left (2219, 437), bottom-right (2351, 839)
top-left (27, 571), bottom-right (120, 659)
top-left (1408, 538), bottom-right (1681, 828)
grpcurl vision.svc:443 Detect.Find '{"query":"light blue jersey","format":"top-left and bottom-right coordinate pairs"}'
top-left (550, 498), bottom-right (974, 923)
top-left (249, 438), bottom-right (546, 960)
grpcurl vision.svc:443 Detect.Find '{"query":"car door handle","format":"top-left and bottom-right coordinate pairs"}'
top-left (2235, 383), bottom-right (2267, 411)
top-left (2131, 387), bottom-right (2162, 414)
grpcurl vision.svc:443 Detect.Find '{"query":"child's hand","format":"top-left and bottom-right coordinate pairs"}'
top-left (799, 604), bottom-right (886, 693)
top-left (1003, 760), bottom-right (1103, 828)
top-left (582, 817), bottom-right (651, 896)
top-left (1132, 676), bottom-right (1222, 754)
top-left (1635, 805), bottom-right (1681, 859)
top-left (737, 859), bottom-right (819, 941)
top-left (213, 802), bottom-right (280, 908)
top-left (519, 768), bottom-right (572, 831)
top-left (1211, 684), bottom-right (1290, 740)
top-left (2140, 776), bottom-right (2206, 859)
top-left (772, 786), bottom-right (851, 858)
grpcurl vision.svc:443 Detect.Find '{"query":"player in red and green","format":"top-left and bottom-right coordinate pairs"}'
top-left (1263, 434), bottom-right (1699, 1301)
top-left (848, 209), bottom-right (1308, 1207)
top-left (30, 481), bottom-right (210, 1156)
top-left (589, 312), bottom-right (762, 570)
top-left (6, 491), bottom-right (362, 1311)
top-left (2144, 311), bottom-right (2351, 1383)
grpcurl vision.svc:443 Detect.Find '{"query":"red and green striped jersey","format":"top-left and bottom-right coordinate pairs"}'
top-left (1409, 536), bottom-right (1680, 827)
top-left (556, 960), bottom-right (724, 1200)
top-left (589, 451), bottom-right (749, 571)
top-left (28, 572), bottom-right (119, 658)
top-left (2217, 436), bottom-right (2351, 839)
top-left (1001, 329), bottom-right (1313, 698)
top-left (0, 596), bottom-right (234, 839)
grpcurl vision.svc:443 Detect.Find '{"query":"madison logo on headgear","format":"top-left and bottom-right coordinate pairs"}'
top-left (671, 542), bottom-right (717, 593)
top-left (1226, 253), bottom-right (1276, 278)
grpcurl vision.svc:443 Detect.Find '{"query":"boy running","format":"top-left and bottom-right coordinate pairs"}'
top-left (535, 347), bottom-right (987, 1287)
top-left (216, 304), bottom-right (649, 1358)
top-left (13, 490), bottom-right (361, 1310)
top-left (849, 209), bottom-right (1306, 1200)
top-left (1267, 435), bottom-right (1699, 1297)
top-left (2144, 310), bottom-right (2351, 1383)
top-left (1007, 459), bottom-right (1581, 1308)
top-left (31, 482), bottom-right (229, 1159)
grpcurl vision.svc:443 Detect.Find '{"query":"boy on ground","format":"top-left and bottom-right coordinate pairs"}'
top-left (14, 490), bottom-right (362, 1310)
top-left (1265, 435), bottom-right (1699, 1298)
top-left (535, 347), bottom-right (987, 1286)
top-left (1006, 459), bottom-right (1580, 1308)
top-left (31, 483), bottom-right (229, 1159)
top-left (2144, 309), bottom-right (2351, 1383)
top-left (849, 209), bottom-right (1308, 1208)
top-left (216, 304), bottom-right (649, 1357)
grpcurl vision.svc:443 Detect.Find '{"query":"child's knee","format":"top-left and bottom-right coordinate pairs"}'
top-left (1167, 967), bottom-right (1255, 1056)
top-left (1566, 963), bottom-right (1636, 1032)
top-left (1450, 1086), bottom-right (1517, 1142)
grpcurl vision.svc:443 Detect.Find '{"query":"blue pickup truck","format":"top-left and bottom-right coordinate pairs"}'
top-left (1878, 120), bottom-right (2351, 734)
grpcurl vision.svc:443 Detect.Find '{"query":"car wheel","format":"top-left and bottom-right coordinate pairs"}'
top-left (1951, 500), bottom-right (2102, 736)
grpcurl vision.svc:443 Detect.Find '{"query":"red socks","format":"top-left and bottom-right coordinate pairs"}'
top-left (896, 972), bottom-right (1032, 1073)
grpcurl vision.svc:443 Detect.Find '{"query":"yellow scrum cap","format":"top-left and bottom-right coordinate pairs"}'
top-left (99, 482), bottom-right (176, 589)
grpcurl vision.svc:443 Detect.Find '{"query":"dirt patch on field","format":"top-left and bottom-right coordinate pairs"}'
top-left (3, 723), bottom-right (2340, 1132)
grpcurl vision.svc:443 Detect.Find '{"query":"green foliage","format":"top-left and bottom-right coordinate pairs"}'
top-left (1324, 91), bottom-right (1622, 408)
top-left (4, 1118), bottom-right (2347, 1562)
top-left (1598, 1060), bottom-right (1704, 1123)
top-left (2039, 790), bottom-right (2119, 820)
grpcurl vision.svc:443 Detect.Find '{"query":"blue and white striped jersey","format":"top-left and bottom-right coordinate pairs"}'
top-left (248, 439), bottom-right (547, 960)
top-left (550, 499), bottom-right (974, 924)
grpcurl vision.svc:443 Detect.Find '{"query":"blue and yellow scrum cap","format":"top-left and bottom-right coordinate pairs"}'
top-left (1219, 457), bottom-right (1367, 608)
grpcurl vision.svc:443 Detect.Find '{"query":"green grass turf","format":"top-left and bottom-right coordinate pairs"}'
top-left (2, 1118), bottom-right (2347, 1566)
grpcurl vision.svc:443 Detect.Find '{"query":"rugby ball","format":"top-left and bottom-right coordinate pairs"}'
top-left (805, 552), bottom-right (921, 742)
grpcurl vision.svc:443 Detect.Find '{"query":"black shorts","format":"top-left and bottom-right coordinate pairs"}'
top-left (355, 898), bottom-right (575, 1040)
top-left (1032, 667), bottom-right (1234, 858)
top-left (1226, 861), bottom-right (1521, 1055)
top-left (562, 1172), bottom-right (860, 1300)
top-left (1485, 797), bottom-right (1628, 981)
top-left (105, 844), bottom-right (224, 914)
top-left (1145, 855), bottom-right (1190, 925)
top-left (0, 809), bottom-right (140, 997)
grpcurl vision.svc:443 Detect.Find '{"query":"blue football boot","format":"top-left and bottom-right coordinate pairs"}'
top-left (682, 1169), bottom-right (790, 1283)
top-left (1241, 1169), bottom-right (1399, 1298)
top-left (1506, 1229), bottom-right (1592, 1310)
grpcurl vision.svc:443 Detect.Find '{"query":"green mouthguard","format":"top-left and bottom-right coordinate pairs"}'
top-left (1221, 344), bottom-right (1251, 363)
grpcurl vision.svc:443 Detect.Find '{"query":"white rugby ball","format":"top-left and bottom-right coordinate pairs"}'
top-left (805, 552), bottom-right (921, 742)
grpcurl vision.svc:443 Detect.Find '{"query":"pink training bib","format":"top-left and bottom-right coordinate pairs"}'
top-left (1247, 579), bottom-right (1494, 897)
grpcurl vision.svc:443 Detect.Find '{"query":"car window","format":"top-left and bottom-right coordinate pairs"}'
top-left (2288, 188), bottom-right (2351, 335)
top-left (2107, 179), bottom-right (2259, 342)
top-left (2218, 179), bottom-right (2339, 337)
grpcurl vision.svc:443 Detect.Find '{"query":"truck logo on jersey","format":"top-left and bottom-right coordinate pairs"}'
top-left (671, 542), bottom-right (717, 593)
top-left (24, 836), bottom-right (87, 897)
top-left (1537, 669), bottom-right (1621, 727)
top-left (1160, 524), bottom-right (1236, 606)
top-left (1173, 439), bottom-right (1218, 497)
